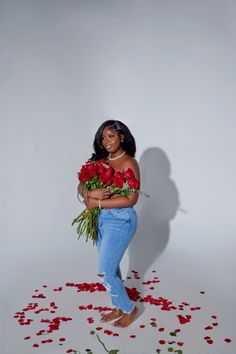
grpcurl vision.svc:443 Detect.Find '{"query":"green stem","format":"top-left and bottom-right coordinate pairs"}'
top-left (96, 334), bottom-right (110, 353)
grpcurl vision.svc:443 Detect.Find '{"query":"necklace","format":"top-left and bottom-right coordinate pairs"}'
top-left (108, 150), bottom-right (126, 160)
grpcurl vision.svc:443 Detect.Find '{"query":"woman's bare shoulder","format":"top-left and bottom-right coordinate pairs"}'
top-left (123, 155), bottom-right (139, 168)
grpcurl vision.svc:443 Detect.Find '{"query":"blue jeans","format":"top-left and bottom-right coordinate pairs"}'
top-left (96, 207), bottom-right (137, 314)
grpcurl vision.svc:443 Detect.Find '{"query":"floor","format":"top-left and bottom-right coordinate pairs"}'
top-left (1, 225), bottom-right (235, 354)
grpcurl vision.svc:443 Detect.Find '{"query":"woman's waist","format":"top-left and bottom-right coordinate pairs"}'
top-left (99, 206), bottom-right (137, 218)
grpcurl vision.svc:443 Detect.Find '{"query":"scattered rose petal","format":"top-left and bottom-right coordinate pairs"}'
top-left (205, 326), bottom-right (213, 330)
top-left (207, 339), bottom-right (214, 344)
top-left (177, 342), bottom-right (184, 346)
top-left (212, 322), bottom-right (218, 326)
top-left (159, 340), bottom-right (166, 345)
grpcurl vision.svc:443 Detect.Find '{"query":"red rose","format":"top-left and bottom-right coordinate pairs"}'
top-left (105, 177), bottom-right (114, 185)
top-left (78, 166), bottom-right (89, 182)
top-left (97, 162), bottom-right (106, 176)
top-left (98, 174), bottom-right (106, 184)
top-left (87, 163), bottom-right (97, 178)
top-left (124, 168), bottom-right (135, 179)
top-left (105, 167), bottom-right (114, 178)
top-left (128, 178), bottom-right (140, 190)
top-left (127, 179), bottom-right (135, 188)
top-left (113, 171), bottom-right (124, 188)
top-left (133, 179), bottom-right (140, 190)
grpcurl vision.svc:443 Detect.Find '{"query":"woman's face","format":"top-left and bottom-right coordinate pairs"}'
top-left (101, 127), bottom-right (124, 154)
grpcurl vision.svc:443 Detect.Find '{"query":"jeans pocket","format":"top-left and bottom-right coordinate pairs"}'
top-left (109, 208), bottom-right (131, 221)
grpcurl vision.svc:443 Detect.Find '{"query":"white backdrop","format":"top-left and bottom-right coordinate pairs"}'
top-left (1, 1), bottom-right (236, 353)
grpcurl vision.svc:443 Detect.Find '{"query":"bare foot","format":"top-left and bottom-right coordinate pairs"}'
top-left (100, 308), bottom-right (123, 323)
top-left (113, 307), bottom-right (139, 327)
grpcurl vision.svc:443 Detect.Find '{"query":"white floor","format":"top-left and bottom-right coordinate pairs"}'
top-left (1, 223), bottom-right (235, 354)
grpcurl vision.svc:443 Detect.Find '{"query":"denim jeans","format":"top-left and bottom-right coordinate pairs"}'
top-left (96, 206), bottom-right (137, 314)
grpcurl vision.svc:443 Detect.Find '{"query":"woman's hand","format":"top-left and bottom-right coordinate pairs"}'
top-left (89, 188), bottom-right (111, 200)
top-left (84, 198), bottom-right (99, 210)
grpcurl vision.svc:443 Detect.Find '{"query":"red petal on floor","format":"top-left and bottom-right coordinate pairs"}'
top-left (212, 322), bottom-right (218, 326)
top-left (113, 333), bottom-right (119, 336)
top-left (96, 327), bottom-right (103, 331)
top-left (159, 340), bottom-right (166, 345)
top-left (204, 336), bottom-right (211, 340)
top-left (211, 315), bottom-right (217, 319)
top-left (207, 339), bottom-right (214, 344)
top-left (130, 335), bottom-right (136, 339)
top-left (158, 328), bottom-right (165, 332)
top-left (33, 343), bottom-right (39, 347)
top-left (177, 342), bottom-right (184, 346)
top-left (205, 326), bottom-right (213, 330)
top-left (224, 338), bottom-right (232, 343)
top-left (24, 336), bottom-right (31, 340)
top-left (139, 324), bottom-right (145, 328)
top-left (177, 314), bottom-right (192, 324)
top-left (200, 291), bottom-right (205, 294)
top-left (59, 338), bottom-right (66, 341)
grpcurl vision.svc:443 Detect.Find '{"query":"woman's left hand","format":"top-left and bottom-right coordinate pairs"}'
top-left (84, 198), bottom-right (98, 210)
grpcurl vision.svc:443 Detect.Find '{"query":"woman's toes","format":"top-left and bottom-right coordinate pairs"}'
top-left (113, 307), bottom-right (139, 327)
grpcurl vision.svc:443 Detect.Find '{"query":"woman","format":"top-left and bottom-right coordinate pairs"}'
top-left (78, 120), bottom-right (140, 327)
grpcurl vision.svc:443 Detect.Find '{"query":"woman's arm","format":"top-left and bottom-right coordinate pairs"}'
top-left (77, 182), bottom-right (111, 200)
top-left (77, 182), bottom-right (85, 197)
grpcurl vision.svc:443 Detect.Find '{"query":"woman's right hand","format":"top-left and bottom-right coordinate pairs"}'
top-left (89, 188), bottom-right (111, 200)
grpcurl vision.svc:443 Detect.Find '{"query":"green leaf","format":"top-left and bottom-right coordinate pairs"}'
top-left (168, 348), bottom-right (174, 352)
top-left (90, 331), bottom-right (95, 335)
top-left (109, 350), bottom-right (119, 354)
top-left (168, 341), bottom-right (176, 345)
top-left (169, 332), bottom-right (177, 336)
top-left (156, 350), bottom-right (161, 353)
top-left (150, 321), bottom-right (157, 327)
top-left (174, 351), bottom-right (183, 354)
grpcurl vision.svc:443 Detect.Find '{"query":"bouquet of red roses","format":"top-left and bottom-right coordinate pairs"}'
top-left (72, 159), bottom-right (141, 244)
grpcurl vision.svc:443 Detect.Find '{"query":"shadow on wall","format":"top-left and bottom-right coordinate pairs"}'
top-left (127, 147), bottom-right (180, 280)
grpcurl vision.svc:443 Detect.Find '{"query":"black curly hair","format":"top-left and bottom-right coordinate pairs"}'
top-left (90, 120), bottom-right (136, 161)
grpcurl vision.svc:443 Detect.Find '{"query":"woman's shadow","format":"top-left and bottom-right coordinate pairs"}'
top-left (126, 147), bottom-right (180, 312)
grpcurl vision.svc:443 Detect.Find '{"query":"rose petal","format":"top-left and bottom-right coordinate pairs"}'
top-left (159, 340), bottom-right (166, 345)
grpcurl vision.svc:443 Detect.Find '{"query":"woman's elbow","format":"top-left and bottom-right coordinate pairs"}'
top-left (128, 193), bottom-right (139, 206)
